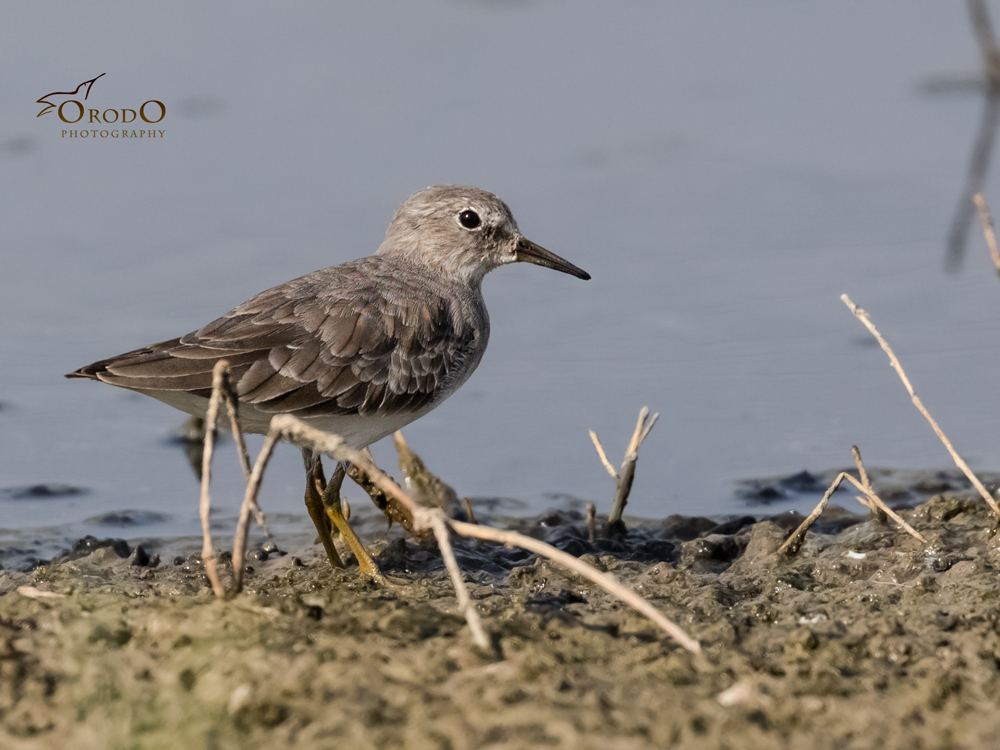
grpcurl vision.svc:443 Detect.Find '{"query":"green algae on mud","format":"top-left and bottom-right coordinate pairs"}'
top-left (3, 493), bottom-right (1000, 749)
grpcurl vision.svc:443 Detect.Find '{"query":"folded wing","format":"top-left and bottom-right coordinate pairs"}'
top-left (67, 263), bottom-right (477, 419)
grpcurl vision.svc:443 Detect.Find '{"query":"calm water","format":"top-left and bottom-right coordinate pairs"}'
top-left (2, 3), bottom-right (1000, 547)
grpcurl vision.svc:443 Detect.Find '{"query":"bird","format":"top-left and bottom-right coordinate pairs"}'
top-left (67, 185), bottom-right (590, 580)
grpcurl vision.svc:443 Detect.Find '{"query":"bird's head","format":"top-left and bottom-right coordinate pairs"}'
top-left (377, 185), bottom-right (590, 286)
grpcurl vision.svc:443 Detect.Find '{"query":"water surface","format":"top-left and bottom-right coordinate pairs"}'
top-left (2, 2), bottom-right (999, 540)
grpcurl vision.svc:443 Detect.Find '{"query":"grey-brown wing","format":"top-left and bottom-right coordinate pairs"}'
top-left (68, 282), bottom-right (473, 418)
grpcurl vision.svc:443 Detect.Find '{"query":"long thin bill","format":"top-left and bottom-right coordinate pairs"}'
top-left (515, 238), bottom-right (591, 280)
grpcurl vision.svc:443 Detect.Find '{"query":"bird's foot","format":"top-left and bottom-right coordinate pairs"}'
top-left (321, 462), bottom-right (386, 585)
top-left (304, 456), bottom-right (345, 569)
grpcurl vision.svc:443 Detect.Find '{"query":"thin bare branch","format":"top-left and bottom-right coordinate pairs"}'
top-left (230, 427), bottom-right (282, 594)
top-left (199, 360), bottom-right (272, 598)
top-left (851, 445), bottom-right (872, 494)
top-left (771, 450), bottom-right (924, 553)
top-left (589, 430), bottom-right (618, 479)
top-left (212, 365), bottom-right (268, 534)
top-left (609, 407), bottom-right (659, 524)
top-left (450, 518), bottom-right (701, 655)
top-left (270, 415), bottom-right (405, 503)
top-left (777, 472), bottom-right (844, 556)
top-left (586, 502), bottom-right (597, 543)
top-left (974, 193), bottom-right (1000, 273)
top-left (462, 497), bottom-right (478, 525)
top-left (626, 407), bottom-right (649, 456)
top-left (841, 473), bottom-right (927, 544)
top-left (852, 445), bottom-right (886, 523)
top-left (638, 411), bottom-right (660, 446)
top-left (841, 294), bottom-right (1000, 517)
top-left (945, 92), bottom-right (1000, 270)
top-left (428, 511), bottom-right (490, 650)
top-left (198, 362), bottom-right (228, 597)
top-left (222, 390), bottom-right (251, 480)
top-left (969, 0), bottom-right (1000, 83)
top-left (17, 586), bottom-right (66, 600)
top-left (346, 461), bottom-right (426, 541)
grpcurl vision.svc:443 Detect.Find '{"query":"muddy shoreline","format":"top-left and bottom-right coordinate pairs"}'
top-left (2, 488), bottom-right (1000, 749)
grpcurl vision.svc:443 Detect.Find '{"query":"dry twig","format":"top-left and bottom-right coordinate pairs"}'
top-left (199, 362), bottom-right (229, 597)
top-left (777, 473), bottom-right (842, 556)
top-left (846, 445), bottom-right (927, 543)
top-left (16, 586), bottom-right (66, 600)
top-left (851, 445), bottom-right (886, 523)
top-left (428, 512), bottom-right (489, 650)
top-left (841, 472), bottom-right (926, 544)
top-left (778, 457), bottom-right (927, 556)
top-left (451, 518), bottom-right (701, 655)
top-left (974, 193), bottom-right (1000, 273)
top-left (969, 0), bottom-right (1000, 85)
top-left (944, 2), bottom-right (1000, 270)
top-left (842, 294), bottom-right (1000, 516)
top-left (198, 361), bottom-right (273, 597)
top-left (211, 365), bottom-right (267, 533)
top-left (589, 431), bottom-right (618, 479)
top-left (230, 429), bottom-right (282, 593)
top-left (590, 407), bottom-right (659, 524)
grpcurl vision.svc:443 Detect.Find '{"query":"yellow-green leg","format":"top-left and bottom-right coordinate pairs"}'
top-left (303, 449), bottom-right (345, 569)
top-left (321, 461), bottom-right (386, 584)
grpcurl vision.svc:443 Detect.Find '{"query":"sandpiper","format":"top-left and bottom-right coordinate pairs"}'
top-left (67, 185), bottom-right (590, 578)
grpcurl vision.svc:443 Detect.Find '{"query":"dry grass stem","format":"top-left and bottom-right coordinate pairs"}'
top-left (346, 463), bottom-right (428, 541)
top-left (841, 294), bottom-right (1000, 517)
top-left (198, 361), bottom-right (228, 598)
top-left (943, 3), bottom-right (1000, 269)
top-left (589, 430), bottom-right (618, 479)
top-left (590, 407), bottom-right (660, 524)
top-left (840, 473), bottom-right (926, 544)
top-left (213, 367), bottom-right (267, 532)
top-left (852, 445), bottom-right (886, 523)
top-left (777, 473), bottom-right (842, 556)
top-left (266, 415), bottom-right (700, 654)
top-left (462, 497), bottom-right (478, 525)
top-left (230, 428), bottom-right (282, 594)
top-left (428, 512), bottom-right (490, 650)
top-left (969, 0), bottom-right (1000, 84)
top-left (198, 360), bottom-right (275, 598)
top-left (777, 459), bottom-right (926, 555)
top-left (974, 193), bottom-right (1000, 273)
top-left (222, 386), bottom-right (266, 530)
top-left (450, 518), bottom-right (701, 655)
top-left (586, 502), bottom-right (597, 543)
top-left (16, 586), bottom-right (66, 600)
top-left (222, 389), bottom-right (251, 480)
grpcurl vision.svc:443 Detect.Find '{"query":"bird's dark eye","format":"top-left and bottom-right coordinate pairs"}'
top-left (458, 209), bottom-right (481, 229)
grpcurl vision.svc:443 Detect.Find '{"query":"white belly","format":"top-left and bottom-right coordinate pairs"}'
top-left (138, 389), bottom-right (438, 450)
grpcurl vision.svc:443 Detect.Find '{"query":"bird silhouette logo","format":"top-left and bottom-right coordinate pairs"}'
top-left (36, 73), bottom-right (106, 118)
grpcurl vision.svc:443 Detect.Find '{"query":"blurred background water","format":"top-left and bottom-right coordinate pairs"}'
top-left (3, 2), bottom-right (1000, 548)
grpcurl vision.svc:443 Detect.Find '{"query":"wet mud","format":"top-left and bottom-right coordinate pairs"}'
top-left (2, 490), bottom-right (1000, 749)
